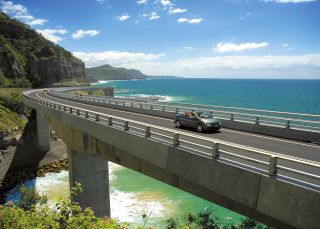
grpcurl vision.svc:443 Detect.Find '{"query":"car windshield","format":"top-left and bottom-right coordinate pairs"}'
top-left (196, 112), bottom-right (212, 118)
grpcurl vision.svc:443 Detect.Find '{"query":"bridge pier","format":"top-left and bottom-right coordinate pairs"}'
top-left (67, 148), bottom-right (110, 218)
top-left (36, 111), bottom-right (50, 152)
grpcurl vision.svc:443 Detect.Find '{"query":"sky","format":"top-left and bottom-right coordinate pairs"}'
top-left (1, 0), bottom-right (320, 78)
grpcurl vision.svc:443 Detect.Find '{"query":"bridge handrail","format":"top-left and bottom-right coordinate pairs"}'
top-left (57, 87), bottom-right (320, 118)
top-left (50, 90), bottom-right (320, 133)
top-left (23, 89), bottom-right (320, 187)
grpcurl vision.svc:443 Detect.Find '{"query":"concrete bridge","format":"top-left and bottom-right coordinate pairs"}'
top-left (23, 88), bottom-right (320, 228)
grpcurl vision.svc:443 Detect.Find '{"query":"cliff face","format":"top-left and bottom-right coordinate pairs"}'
top-left (27, 58), bottom-right (86, 87)
top-left (0, 13), bottom-right (86, 87)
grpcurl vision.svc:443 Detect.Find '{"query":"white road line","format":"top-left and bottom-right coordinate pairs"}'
top-left (41, 92), bottom-right (320, 150)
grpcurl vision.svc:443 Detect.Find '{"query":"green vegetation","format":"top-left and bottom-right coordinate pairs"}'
top-left (0, 183), bottom-right (128, 229)
top-left (86, 64), bottom-right (148, 81)
top-left (165, 208), bottom-right (266, 229)
top-left (70, 89), bottom-right (105, 96)
top-left (0, 88), bottom-right (30, 131)
top-left (0, 12), bottom-right (85, 88)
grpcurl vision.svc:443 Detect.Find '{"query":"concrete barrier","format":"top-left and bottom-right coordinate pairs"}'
top-left (50, 92), bottom-right (320, 143)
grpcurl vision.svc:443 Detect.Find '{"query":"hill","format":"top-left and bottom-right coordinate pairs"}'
top-left (86, 64), bottom-right (148, 81)
top-left (0, 12), bottom-right (86, 88)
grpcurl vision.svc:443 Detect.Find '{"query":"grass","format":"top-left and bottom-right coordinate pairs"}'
top-left (0, 88), bottom-right (29, 132)
top-left (0, 104), bottom-right (27, 131)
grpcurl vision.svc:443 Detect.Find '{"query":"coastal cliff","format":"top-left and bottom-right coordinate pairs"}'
top-left (86, 64), bottom-right (148, 81)
top-left (0, 12), bottom-right (86, 87)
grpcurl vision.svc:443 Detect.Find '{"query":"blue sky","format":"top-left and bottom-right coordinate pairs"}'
top-left (1, 0), bottom-right (320, 78)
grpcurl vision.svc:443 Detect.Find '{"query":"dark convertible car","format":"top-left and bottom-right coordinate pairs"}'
top-left (174, 111), bottom-right (221, 132)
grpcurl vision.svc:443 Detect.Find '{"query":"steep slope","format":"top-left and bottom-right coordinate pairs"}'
top-left (86, 64), bottom-right (148, 81)
top-left (0, 13), bottom-right (86, 87)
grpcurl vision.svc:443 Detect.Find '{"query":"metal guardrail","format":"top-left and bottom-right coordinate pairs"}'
top-left (24, 89), bottom-right (320, 188)
top-left (50, 90), bottom-right (320, 133)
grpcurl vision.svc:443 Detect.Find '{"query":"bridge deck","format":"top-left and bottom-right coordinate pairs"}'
top-left (35, 91), bottom-right (320, 163)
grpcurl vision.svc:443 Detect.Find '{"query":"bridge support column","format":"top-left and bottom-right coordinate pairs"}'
top-left (68, 148), bottom-right (110, 218)
top-left (36, 111), bottom-right (50, 152)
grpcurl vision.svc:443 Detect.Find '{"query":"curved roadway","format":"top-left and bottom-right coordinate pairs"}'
top-left (30, 90), bottom-right (320, 164)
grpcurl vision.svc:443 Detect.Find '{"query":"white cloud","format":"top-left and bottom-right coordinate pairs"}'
top-left (282, 43), bottom-right (289, 47)
top-left (73, 50), bottom-right (165, 67)
top-left (177, 17), bottom-right (202, 24)
top-left (263, 0), bottom-right (316, 3)
top-left (169, 8), bottom-right (187, 14)
top-left (149, 15), bottom-right (160, 20)
top-left (37, 29), bottom-right (67, 43)
top-left (113, 54), bottom-right (320, 78)
top-left (137, 0), bottom-right (148, 4)
top-left (183, 46), bottom-right (195, 50)
top-left (117, 14), bottom-right (130, 21)
top-left (142, 11), bottom-right (160, 20)
top-left (72, 30), bottom-right (99, 39)
top-left (214, 42), bottom-right (269, 53)
top-left (0, 1), bottom-right (47, 26)
top-left (160, 0), bottom-right (173, 6)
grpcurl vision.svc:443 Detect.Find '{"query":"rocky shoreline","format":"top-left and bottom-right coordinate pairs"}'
top-left (0, 158), bottom-right (68, 203)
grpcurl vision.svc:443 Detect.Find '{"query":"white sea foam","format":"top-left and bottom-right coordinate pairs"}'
top-left (110, 188), bottom-right (168, 225)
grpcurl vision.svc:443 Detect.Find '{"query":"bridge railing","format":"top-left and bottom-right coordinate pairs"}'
top-left (24, 90), bottom-right (320, 188)
top-left (49, 90), bottom-right (320, 133)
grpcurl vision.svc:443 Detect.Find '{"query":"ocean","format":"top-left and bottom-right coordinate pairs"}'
top-left (6, 78), bottom-right (320, 228)
top-left (96, 78), bottom-right (320, 114)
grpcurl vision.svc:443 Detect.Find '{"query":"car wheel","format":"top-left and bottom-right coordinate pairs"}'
top-left (175, 120), bottom-right (181, 128)
top-left (196, 124), bottom-right (203, 133)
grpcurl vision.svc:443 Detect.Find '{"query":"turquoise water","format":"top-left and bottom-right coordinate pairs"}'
top-left (6, 164), bottom-right (244, 228)
top-left (96, 78), bottom-right (320, 114)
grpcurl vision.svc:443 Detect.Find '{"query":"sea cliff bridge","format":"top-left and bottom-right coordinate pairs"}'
top-left (23, 87), bottom-right (320, 228)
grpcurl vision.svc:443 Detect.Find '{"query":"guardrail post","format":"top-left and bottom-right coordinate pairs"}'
top-left (268, 156), bottom-right (278, 176)
top-left (131, 102), bottom-right (133, 107)
top-left (124, 121), bottom-right (129, 131)
top-left (53, 104), bottom-right (56, 109)
top-left (145, 126), bottom-right (151, 138)
top-left (212, 141), bottom-right (219, 158)
top-left (77, 109), bottom-right (80, 116)
top-left (230, 114), bottom-right (234, 121)
top-left (173, 133), bottom-right (179, 147)
top-left (58, 105), bottom-right (61, 110)
top-left (69, 107), bottom-right (73, 113)
top-left (63, 106), bottom-right (67, 112)
top-left (140, 104), bottom-right (143, 109)
top-left (192, 108), bottom-right (194, 112)
top-left (176, 107), bottom-right (179, 113)
top-left (255, 116), bottom-right (260, 125)
top-left (115, 101), bottom-right (118, 105)
top-left (210, 111), bottom-right (213, 115)
top-left (108, 117), bottom-right (112, 126)
top-left (150, 105), bottom-right (153, 110)
top-left (123, 101), bottom-right (125, 106)
top-left (162, 106), bottom-right (165, 112)
top-left (109, 100), bottom-right (111, 104)
top-left (96, 114), bottom-right (100, 122)
top-left (85, 111), bottom-right (89, 118)
top-left (286, 120), bottom-right (290, 129)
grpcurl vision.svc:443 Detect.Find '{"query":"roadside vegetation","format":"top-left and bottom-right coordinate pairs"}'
top-left (0, 88), bottom-right (30, 131)
top-left (70, 89), bottom-right (105, 96)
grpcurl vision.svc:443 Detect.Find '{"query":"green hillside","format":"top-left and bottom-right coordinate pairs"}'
top-left (86, 64), bottom-right (148, 81)
top-left (0, 12), bottom-right (86, 88)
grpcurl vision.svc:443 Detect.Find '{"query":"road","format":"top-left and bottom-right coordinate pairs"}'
top-left (31, 91), bottom-right (320, 164)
